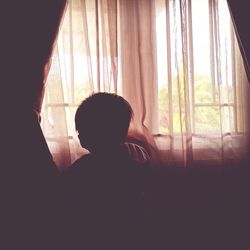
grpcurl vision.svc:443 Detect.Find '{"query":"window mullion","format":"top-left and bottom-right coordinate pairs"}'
top-left (165, 0), bottom-right (173, 140)
top-left (95, 0), bottom-right (101, 92)
top-left (208, 0), bottom-right (216, 103)
top-left (230, 21), bottom-right (238, 133)
top-left (69, 0), bottom-right (75, 104)
top-left (187, 0), bottom-right (195, 134)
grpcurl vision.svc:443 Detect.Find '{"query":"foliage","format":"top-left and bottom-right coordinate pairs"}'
top-left (158, 73), bottom-right (234, 134)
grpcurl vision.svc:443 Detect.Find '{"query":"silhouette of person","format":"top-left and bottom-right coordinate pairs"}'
top-left (61, 93), bottom-right (149, 250)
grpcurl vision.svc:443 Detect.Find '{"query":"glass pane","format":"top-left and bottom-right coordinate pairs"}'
top-left (195, 106), bottom-right (220, 133)
top-left (155, 0), bottom-right (169, 134)
top-left (192, 0), bottom-right (214, 103)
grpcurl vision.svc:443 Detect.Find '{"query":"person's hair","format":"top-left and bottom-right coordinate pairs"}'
top-left (75, 92), bottom-right (133, 152)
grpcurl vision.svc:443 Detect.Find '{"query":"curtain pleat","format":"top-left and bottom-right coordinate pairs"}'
top-left (227, 0), bottom-right (250, 84)
top-left (120, 0), bottom-right (159, 134)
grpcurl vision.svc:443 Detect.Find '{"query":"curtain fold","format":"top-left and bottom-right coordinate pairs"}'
top-left (120, 0), bottom-right (159, 134)
top-left (119, 0), bottom-right (160, 163)
top-left (2, 1), bottom-right (68, 249)
top-left (227, 0), bottom-right (250, 84)
top-left (2, 1), bottom-right (68, 112)
top-left (2, 0), bottom-right (68, 177)
top-left (42, 0), bottom-right (250, 169)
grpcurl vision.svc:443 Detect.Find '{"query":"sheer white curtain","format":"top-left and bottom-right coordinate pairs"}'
top-left (41, 0), bottom-right (250, 170)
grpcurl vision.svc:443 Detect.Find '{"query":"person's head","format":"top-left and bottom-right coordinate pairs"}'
top-left (75, 92), bottom-right (133, 153)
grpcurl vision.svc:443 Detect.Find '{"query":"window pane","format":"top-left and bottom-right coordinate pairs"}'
top-left (195, 106), bottom-right (220, 133)
top-left (192, 0), bottom-right (214, 104)
top-left (155, 0), bottom-right (169, 134)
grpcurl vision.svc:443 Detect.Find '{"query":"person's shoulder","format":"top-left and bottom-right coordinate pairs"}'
top-left (62, 153), bottom-right (93, 176)
top-left (121, 152), bottom-right (151, 179)
top-left (73, 153), bottom-right (93, 167)
top-left (123, 142), bottom-right (150, 164)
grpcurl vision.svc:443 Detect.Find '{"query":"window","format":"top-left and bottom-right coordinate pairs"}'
top-left (41, 0), bottom-right (249, 168)
top-left (156, 0), bottom-right (239, 134)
